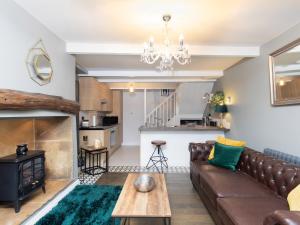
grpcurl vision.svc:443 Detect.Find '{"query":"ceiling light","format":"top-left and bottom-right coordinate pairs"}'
top-left (141, 14), bottom-right (191, 72)
top-left (129, 83), bottom-right (135, 93)
top-left (279, 79), bottom-right (285, 86)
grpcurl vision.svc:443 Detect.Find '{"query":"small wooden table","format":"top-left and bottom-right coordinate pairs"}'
top-left (112, 173), bottom-right (171, 225)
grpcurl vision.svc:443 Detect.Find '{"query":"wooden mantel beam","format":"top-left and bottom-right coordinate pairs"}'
top-left (0, 89), bottom-right (80, 114)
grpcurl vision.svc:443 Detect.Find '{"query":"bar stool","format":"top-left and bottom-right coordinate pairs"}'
top-left (146, 140), bottom-right (168, 173)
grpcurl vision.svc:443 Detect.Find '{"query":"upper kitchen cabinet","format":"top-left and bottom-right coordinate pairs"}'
top-left (97, 82), bottom-right (113, 112)
top-left (79, 77), bottom-right (112, 112)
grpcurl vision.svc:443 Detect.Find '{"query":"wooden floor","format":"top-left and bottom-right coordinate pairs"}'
top-left (0, 179), bottom-right (72, 225)
top-left (97, 173), bottom-right (215, 225)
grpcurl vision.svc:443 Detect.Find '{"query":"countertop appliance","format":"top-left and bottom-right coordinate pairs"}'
top-left (180, 119), bottom-right (202, 126)
top-left (103, 116), bottom-right (118, 126)
top-left (81, 117), bottom-right (89, 128)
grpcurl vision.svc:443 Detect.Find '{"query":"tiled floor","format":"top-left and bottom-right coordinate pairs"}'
top-left (0, 179), bottom-right (72, 225)
top-left (109, 145), bottom-right (140, 166)
top-left (79, 145), bottom-right (190, 184)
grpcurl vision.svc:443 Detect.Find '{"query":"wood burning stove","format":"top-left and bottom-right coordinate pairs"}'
top-left (0, 150), bottom-right (45, 213)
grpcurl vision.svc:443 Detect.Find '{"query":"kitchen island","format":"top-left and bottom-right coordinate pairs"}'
top-left (139, 125), bottom-right (228, 167)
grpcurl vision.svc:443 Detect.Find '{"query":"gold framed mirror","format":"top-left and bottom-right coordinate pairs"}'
top-left (269, 38), bottom-right (300, 106)
top-left (26, 40), bottom-right (53, 86)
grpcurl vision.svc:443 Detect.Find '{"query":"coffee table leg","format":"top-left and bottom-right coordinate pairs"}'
top-left (111, 217), bottom-right (114, 225)
top-left (164, 217), bottom-right (171, 225)
top-left (121, 218), bottom-right (127, 225)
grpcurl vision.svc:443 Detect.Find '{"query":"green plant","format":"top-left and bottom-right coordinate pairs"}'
top-left (210, 91), bottom-right (225, 106)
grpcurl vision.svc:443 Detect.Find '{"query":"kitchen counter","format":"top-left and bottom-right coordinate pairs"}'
top-left (79, 124), bottom-right (118, 130)
top-left (139, 125), bottom-right (227, 167)
top-left (139, 125), bottom-right (229, 132)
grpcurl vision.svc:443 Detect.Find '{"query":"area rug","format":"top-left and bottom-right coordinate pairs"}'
top-left (35, 185), bottom-right (122, 225)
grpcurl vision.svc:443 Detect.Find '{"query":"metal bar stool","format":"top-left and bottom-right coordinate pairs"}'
top-left (146, 140), bottom-right (168, 173)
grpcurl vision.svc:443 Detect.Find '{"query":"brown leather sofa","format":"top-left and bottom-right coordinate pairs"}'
top-left (189, 142), bottom-right (300, 225)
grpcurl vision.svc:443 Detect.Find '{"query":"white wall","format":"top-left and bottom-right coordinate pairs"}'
top-left (123, 90), bottom-right (145, 145)
top-left (0, 0), bottom-right (75, 100)
top-left (218, 22), bottom-right (300, 155)
top-left (177, 82), bottom-right (214, 119)
top-left (0, 1), bottom-right (78, 177)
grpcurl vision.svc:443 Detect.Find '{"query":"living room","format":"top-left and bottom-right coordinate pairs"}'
top-left (1, 1), bottom-right (300, 225)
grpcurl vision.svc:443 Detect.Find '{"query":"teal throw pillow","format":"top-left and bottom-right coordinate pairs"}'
top-left (209, 142), bottom-right (244, 171)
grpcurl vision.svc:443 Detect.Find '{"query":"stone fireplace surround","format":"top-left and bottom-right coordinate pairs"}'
top-left (0, 115), bottom-right (76, 179)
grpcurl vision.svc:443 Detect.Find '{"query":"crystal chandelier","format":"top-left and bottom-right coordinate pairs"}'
top-left (141, 14), bottom-right (191, 71)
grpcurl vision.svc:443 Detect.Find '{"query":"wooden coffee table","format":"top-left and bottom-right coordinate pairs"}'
top-left (111, 173), bottom-right (172, 225)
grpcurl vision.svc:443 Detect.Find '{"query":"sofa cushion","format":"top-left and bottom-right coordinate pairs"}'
top-left (209, 142), bottom-right (244, 171)
top-left (190, 161), bottom-right (233, 192)
top-left (191, 161), bottom-right (233, 175)
top-left (208, 136), bottom-right (246, 160)
top-left (200, 170), bottom-right (276, 208)
top-left (217, 197), bottom-right (288, 225)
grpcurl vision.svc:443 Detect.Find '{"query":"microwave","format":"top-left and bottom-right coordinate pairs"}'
top-left (103, 116), bottom-right (118, 126)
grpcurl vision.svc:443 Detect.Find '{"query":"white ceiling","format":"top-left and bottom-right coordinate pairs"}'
top-left (13, 0), bottom-right (300, 45)
top-left (13, 0), bottom-right (300, 82)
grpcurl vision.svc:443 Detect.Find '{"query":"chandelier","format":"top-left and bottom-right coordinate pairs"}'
top-left (141, 14), bottom-right (191, 71)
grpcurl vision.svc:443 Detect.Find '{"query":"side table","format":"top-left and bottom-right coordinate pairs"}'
top-left (80, 146), bottom-right (108, 176)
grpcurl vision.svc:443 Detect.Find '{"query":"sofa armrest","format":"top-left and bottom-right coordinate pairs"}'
top-left (264, 210), bottom-right (300, 225)
top-left (189, 142), bottom-right (214, 162)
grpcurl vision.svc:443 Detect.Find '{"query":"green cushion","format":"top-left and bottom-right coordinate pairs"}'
top-left (209, 142), bottom-right (244, 171)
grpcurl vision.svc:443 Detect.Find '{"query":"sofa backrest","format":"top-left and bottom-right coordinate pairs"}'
top-left (237, 147), bottom-right (300, 199)
top-left (264, 148), bottom-right (300, 166)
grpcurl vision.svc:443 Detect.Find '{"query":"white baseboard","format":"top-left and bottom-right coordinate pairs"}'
top-left (21, 179), bottom-right (80, 225)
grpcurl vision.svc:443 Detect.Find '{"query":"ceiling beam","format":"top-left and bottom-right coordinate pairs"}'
top-left (80, 70), bottom-right (223, 77)
top-left (96, 78), bottom-right (216, 83)
top-left (66, 42), bottom-right (260, 57)
top-left (107, 82), bottom-right (179, 90)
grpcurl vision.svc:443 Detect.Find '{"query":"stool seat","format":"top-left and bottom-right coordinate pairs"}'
top-left (151, 140), bottom-right (166, 146)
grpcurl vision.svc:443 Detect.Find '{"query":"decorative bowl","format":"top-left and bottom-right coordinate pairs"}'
top-left (134, 174), bottom-right (156, 193)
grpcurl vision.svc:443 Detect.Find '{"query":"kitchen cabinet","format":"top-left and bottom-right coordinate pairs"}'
top-left (103, 129), bottom-right (111, 154)
top-left (79, 77), bottom-right (112, 112)
top-left (79, 77), bottom-right (100, 111)
top-left (79, 130), bottom-right (110, 152)
top-left (79, 127), bottom-right (119, 156)
top-left (98, 82), bottom-right (113, 112)
top-left (108, 90), bottom-right (123, 144)
top-left (114, 125), bottom-right (122, 150)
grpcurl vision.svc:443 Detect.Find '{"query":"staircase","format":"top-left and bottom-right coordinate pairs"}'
top-left (145, 91), bottom-right (178, 127)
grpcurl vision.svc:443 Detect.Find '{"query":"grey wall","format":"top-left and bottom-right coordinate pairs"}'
top-left (218, 23), bottom-right (300, 155)
top-left (177, 82), bottom-right (214, 117)
top-left (0, 0), bottom-right (75, 100)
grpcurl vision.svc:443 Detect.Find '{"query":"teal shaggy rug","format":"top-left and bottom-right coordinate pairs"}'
top-left (35, 185), bottom-right (122, 225)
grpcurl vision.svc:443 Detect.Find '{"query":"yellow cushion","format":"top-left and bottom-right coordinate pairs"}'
top-left (287, 184), bottom-right (300, 211)
top-left (208, 136), bottom-right (246, 160)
